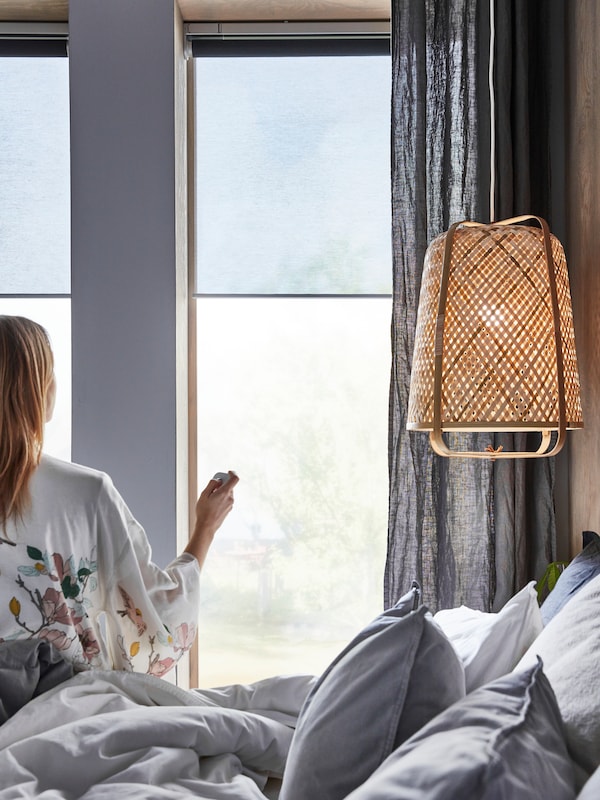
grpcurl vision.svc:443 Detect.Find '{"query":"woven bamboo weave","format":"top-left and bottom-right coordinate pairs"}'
top-left (407, 223), bottom-right (583, 431)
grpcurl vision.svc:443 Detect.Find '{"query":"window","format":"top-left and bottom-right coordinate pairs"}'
top-left (193, 35), bottom-right (391, 684)
top-left (0, 48), bottom-right (71, 461)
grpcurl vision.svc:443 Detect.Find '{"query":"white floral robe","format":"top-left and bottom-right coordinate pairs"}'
top-left (0, 455), bottom-right (200, 676)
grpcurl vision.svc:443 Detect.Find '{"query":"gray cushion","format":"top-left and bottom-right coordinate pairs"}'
top-left (279, 589), bottom-right (465, 800)
top-left (346, 658), bottom-right (575, 800)
top-left (516, 572), bottom-right (600, 777)
top-left (541, 532), bottom-right (600, 625)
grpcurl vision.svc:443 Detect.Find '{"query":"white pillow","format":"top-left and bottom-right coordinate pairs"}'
top-left (434, 581), bottom-right (543, 692)
top-left (515, 572), bottom-right (600, 777)
top-left (578, 765), bottom-right (600, 800)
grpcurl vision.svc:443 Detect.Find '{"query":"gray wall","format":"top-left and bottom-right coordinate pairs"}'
top-left (69, 0), bottom-right (188, 567)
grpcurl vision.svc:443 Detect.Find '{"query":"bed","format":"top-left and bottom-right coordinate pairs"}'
top-left (1, 533), bottom-right (599, 799)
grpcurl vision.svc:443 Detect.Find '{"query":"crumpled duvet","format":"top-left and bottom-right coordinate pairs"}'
top-left (0, 665), bottom-right (316, 798)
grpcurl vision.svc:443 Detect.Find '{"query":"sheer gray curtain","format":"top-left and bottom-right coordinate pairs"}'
top-left (490, 0), bottom-right (567, 607)
top-left (386, 0), bottom-right (566, 613)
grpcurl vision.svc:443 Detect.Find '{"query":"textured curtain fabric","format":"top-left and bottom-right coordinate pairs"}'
top-left (386, 0), bottom-right (566, 613)
top-left (490, 0), bottom-right (567, 607)
top-left (386, 0), bottom-right (494, 613)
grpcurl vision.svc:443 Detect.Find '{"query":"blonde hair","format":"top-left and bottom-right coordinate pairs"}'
top-left (0, 316), bottom-right (54, 527)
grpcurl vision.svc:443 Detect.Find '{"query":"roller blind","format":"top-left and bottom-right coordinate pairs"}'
top-left (0, 28), bottom-right (70, 295)
top-left (192, 31), bottom-right (391, 296)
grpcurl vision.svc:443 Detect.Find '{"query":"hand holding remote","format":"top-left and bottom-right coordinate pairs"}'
top-left (184, 471), bottom-right (239, 567)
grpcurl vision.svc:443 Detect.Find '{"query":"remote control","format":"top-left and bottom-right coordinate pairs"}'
top-left (213, 472), bottom-right (231, 485)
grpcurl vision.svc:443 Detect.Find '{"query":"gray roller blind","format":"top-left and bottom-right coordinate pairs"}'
top-left (194, 51), bottom-right (392, 296)
top-left (0, 56), bottom-right (70, 294)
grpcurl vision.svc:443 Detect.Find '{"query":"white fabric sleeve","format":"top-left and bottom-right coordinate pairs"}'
top-left (94, 474), bottom-right (201, 676)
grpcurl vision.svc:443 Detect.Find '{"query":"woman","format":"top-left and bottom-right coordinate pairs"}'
top-left (0, 315), bottom-right (237, 676)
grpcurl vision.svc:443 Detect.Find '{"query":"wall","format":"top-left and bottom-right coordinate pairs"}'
top-left (567, 0), bottom-right (600, 553)
top-left (69, 0), bottom-right (188, 567)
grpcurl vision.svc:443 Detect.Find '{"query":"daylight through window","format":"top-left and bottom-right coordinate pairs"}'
top-left (0, 55), bottom-right (71, 461)
top-left (193, 49), bottom-right (391, 684)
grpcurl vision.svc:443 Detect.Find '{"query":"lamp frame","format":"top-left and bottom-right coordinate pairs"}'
top-left (430, 215), bottom-right (567, 459)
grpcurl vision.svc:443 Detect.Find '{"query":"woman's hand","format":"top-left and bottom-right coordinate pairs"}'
top-left (184, 471), bottom-right (239, 567)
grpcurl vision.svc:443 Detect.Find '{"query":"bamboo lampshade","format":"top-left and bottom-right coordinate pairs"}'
top-left (407, 216), bottom-right (583, 458)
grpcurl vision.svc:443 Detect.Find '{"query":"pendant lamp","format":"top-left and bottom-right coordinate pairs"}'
top-left (407, 215), bottom-right (583, 458)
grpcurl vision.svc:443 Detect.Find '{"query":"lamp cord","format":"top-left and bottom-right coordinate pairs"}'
top-left (489, 0), bottom-right (496, 222)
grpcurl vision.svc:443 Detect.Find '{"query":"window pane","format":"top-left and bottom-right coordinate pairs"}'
top-left (0, 298), bottom-right (71, 461)
top-left (0, 58), bottom-right (70, 294)
top-left (196, 298), bottom-right (390, 685)
top-left (194, 56), bottom-right (391, 295)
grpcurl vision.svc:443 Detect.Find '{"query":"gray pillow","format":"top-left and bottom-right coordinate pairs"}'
top-left (516, 572), bottom-right (600, 778)
top-left (541, 532), bottom-right (600, 625)
top-left (345, 658), bottom-right (575, 800)
top-left (279, 589), bottom-right (465, 800)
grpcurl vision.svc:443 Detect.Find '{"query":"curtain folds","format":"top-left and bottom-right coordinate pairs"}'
top-left (386, 0), bottom-right (567, 613)
top-left (491, 0), bottom-right (567, 608)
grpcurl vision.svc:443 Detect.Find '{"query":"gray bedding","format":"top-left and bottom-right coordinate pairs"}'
top-left (0, 639), bottom-right (74, 724)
